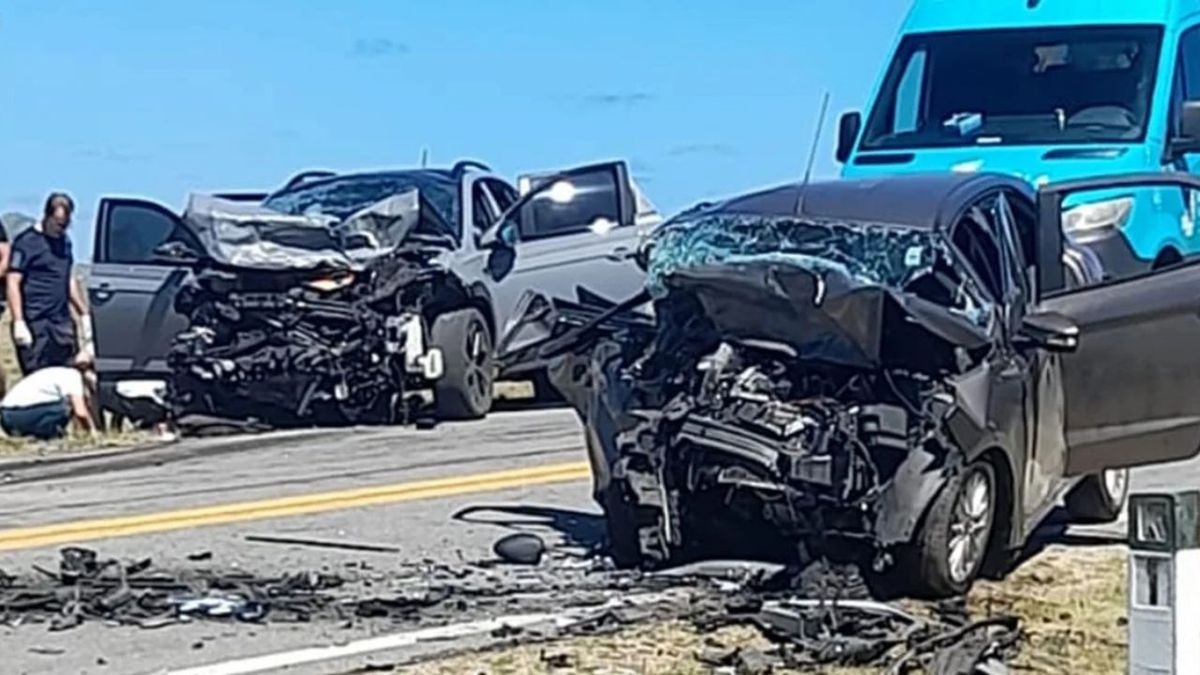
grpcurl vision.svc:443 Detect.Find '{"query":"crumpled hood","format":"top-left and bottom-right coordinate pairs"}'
top-left (183, 190), bottom-right (423, 271)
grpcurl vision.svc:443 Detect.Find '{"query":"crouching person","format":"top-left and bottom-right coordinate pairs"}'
top-left (0, 352), bottom-right (95, 440)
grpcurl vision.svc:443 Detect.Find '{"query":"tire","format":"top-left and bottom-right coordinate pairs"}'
top-left (431, 309), bottom-right (494, 420)
top-left (1065, 468), bottom-right (1129, 524)
top-left (530, 369), bottom-right (565, 405)
top-left (601, 486), bottom-right (643, 569)
top-left (904, 461), bottom-right (997, 599)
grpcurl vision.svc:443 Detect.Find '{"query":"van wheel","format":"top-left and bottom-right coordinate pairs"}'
top-left (905, 461), bottom-right (997, 599)
top-left (431, 309), bottom-right (494, 420)
top-left (1065, 469), bottom-right (1129, 524)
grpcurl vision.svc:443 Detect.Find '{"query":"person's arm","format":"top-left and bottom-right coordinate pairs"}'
top-left (7, 270), bottom-right (30, 347)
top-left (0, 241), bottom-right (11, 279)
top-left (7, 270), bottom-right (22, 324)
top-left (69, 273), bottom-right (88, 316)
top-left (69, 274), bottom-right (93, 356)
top-left (67, 391), bottom-right (96, 432)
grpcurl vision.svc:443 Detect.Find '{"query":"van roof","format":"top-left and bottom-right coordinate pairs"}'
top-left (903, 0), bottom-right (1190, 33)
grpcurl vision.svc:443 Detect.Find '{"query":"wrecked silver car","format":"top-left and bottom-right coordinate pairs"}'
top-left (500, 172), bottom-right (1200, 597)
top-left (88, 160), bottom-right (657, 427)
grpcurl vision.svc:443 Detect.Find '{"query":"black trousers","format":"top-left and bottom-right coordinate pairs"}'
top-left (16, 319), bottom-right (76, 375)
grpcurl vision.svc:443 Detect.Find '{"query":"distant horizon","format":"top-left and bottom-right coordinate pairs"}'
top-left (0, 1), bottom-right (910, 260)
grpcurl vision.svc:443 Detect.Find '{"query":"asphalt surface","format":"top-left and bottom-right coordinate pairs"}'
top-left (0, 405), bottom-right (1193, 674)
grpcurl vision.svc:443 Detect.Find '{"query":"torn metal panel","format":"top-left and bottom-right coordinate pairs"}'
top-left (182, 190), bottom-right (433, 271)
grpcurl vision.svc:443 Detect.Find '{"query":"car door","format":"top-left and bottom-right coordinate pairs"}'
top-left (89, 198), bottom-right (200, 378)
top-left (489, 161), bottom-right (652, 337)
top-left (1036, 174), bottom-right (1200, 475)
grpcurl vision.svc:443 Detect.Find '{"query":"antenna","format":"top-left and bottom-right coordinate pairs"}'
top-left (796, 91), bottom-right (832, 215)
top-left (420, 148), bottom-right (429, 168)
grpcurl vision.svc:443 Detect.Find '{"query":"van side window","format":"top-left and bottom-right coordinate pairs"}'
top-left (1181, 27), bottom-right (1200, 100)
top-left (893, 49), bottom-right (927, 135)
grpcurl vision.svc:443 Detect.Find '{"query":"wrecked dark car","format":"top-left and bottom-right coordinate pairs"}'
top-left (87, 161), bottom-right (658, 427)
top-left (499, 171), bottom-right (1200, 597)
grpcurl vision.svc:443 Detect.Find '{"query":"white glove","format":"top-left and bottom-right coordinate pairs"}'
top-left (13, 321), bottom-right (32, 348)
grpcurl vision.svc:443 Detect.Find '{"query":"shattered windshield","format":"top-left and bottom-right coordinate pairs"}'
top-left (263, 171), bottom-right (459, 228)
top-left (861, 25), bottom-right (1162, 149)
top-left (648, 213), bottom-right (938, 293)
top-left (647, 211), bottom-right (992, 329)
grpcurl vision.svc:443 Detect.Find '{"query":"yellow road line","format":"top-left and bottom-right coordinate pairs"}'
top-left (0, 461), bottom-right (591, 552)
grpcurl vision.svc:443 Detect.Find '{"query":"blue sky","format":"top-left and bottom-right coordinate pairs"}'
top-left (0, 1), bottom-right (909, 259)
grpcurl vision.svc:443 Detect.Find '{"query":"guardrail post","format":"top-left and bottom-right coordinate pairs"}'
top-left (1128, 490), bottom-right (1200, 674)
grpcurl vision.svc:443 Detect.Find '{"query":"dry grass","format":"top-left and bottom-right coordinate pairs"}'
top-left (395, 545), bottom-right (1127, 675)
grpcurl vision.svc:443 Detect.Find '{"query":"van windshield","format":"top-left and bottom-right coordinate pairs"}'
top-left (860, 25), bottom-right (1164, 150)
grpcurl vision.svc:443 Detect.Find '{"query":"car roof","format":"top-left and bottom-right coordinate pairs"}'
top-left (902, 0), bottom-right (1181, 33)
top-left (702, 172), bottom-right (1034, 231)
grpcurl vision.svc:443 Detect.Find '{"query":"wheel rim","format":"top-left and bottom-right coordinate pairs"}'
top-left (1103, 468), bottom-right (1129, 504)
top-left (948, 468), bottom-right (993, 585)
top-left (462, 319), bottom-right (493, 408)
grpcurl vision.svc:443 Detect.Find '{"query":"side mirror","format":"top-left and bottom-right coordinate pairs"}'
top-left (1169, 100), bottom-right (1200, 158)
top-left (836, 111), bottom-right (862, 164)
top-left (1015, 310), bottom-right (1078, 352)
top-left (152, 240), bottom-right (200, 264)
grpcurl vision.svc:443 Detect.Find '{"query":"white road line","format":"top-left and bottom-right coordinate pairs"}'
top-left (163, 592), bottom-right (670, 675)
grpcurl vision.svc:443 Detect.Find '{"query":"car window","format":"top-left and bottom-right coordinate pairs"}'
top-left (484, 179), bottom-right (518, 212)
top-left (103, 202), bottom-right (196, 265)
top-left (950, 207), bottom-right (1004, 301)
top-left (520, 170), bottom-right (622, 240)
top-left (471, 183), bottom-right (497, 233)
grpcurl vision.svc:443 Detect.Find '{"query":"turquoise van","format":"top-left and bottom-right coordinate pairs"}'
top-left (837, 0), bottom-right (1200, 276)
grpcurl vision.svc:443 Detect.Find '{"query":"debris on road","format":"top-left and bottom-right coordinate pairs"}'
top-left (244, 534), bottom-right (402, 554)
top-left (493, 533), bottom-right (547, 565)
top-left (0, 546), bottom-right (1025, 672)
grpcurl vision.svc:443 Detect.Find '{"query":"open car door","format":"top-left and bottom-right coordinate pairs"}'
top-left (89, 198), bottom-right (201, 402)
top-left (1036, 174), bottom-right (1200, 475)
top-left (484, 160), bottom-right (659, 345)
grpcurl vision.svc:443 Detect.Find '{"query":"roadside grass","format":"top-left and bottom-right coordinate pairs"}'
top-left (396, 545), bottom-right (1127, 675)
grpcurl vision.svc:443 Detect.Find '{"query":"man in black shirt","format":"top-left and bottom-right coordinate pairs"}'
top-left (8, 193), bottom-right (92, 374)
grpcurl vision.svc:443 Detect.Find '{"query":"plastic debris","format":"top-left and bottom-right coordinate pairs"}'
top-left (493, 533), bottom-right (546, 565)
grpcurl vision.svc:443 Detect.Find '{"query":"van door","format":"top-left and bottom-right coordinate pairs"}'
top-left (89, 198), bottom-right (199, 378)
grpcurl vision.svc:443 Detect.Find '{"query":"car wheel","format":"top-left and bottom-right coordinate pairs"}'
top-left (1065, 468), bottom-right (1129, 524)
top-left (431, 308), bottom-right (494, 420)
top-left (601, 486), bottom-right (643, 568)
top-left (907, 461), bottom-right (997, 598)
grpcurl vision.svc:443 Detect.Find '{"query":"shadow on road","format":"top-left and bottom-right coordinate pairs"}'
top-left (452, 504), bottom-right (606, 555)
top-left (1006, 506), bottom-right (1125, 574)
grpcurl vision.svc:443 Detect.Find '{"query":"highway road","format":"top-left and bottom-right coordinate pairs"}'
top-left (0, 406), bottom-right (1191, 674)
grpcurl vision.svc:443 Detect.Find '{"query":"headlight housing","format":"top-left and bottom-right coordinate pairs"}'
top-left (1061, 197), bottom-right (1133, 242)
top-left (304, 272), bottom-right (356, 293)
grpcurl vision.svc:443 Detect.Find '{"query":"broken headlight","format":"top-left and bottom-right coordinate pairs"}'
top-left (1061, 196), bottom-right (1132, 243)
top-left (304, 272), bottom-right (356, 293)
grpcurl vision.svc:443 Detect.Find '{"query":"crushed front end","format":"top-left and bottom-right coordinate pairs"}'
top-left (165, 190), bottom-right (450, 428)
top-left (499, 207), bottom-right (1000, 571)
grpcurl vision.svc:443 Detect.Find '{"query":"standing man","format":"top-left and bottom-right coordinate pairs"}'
top-left (8, 193), bottom-right (93, 375)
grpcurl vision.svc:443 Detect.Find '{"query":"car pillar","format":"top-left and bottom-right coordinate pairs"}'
top-left (1127, 490), bottom-right (1200, 674)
